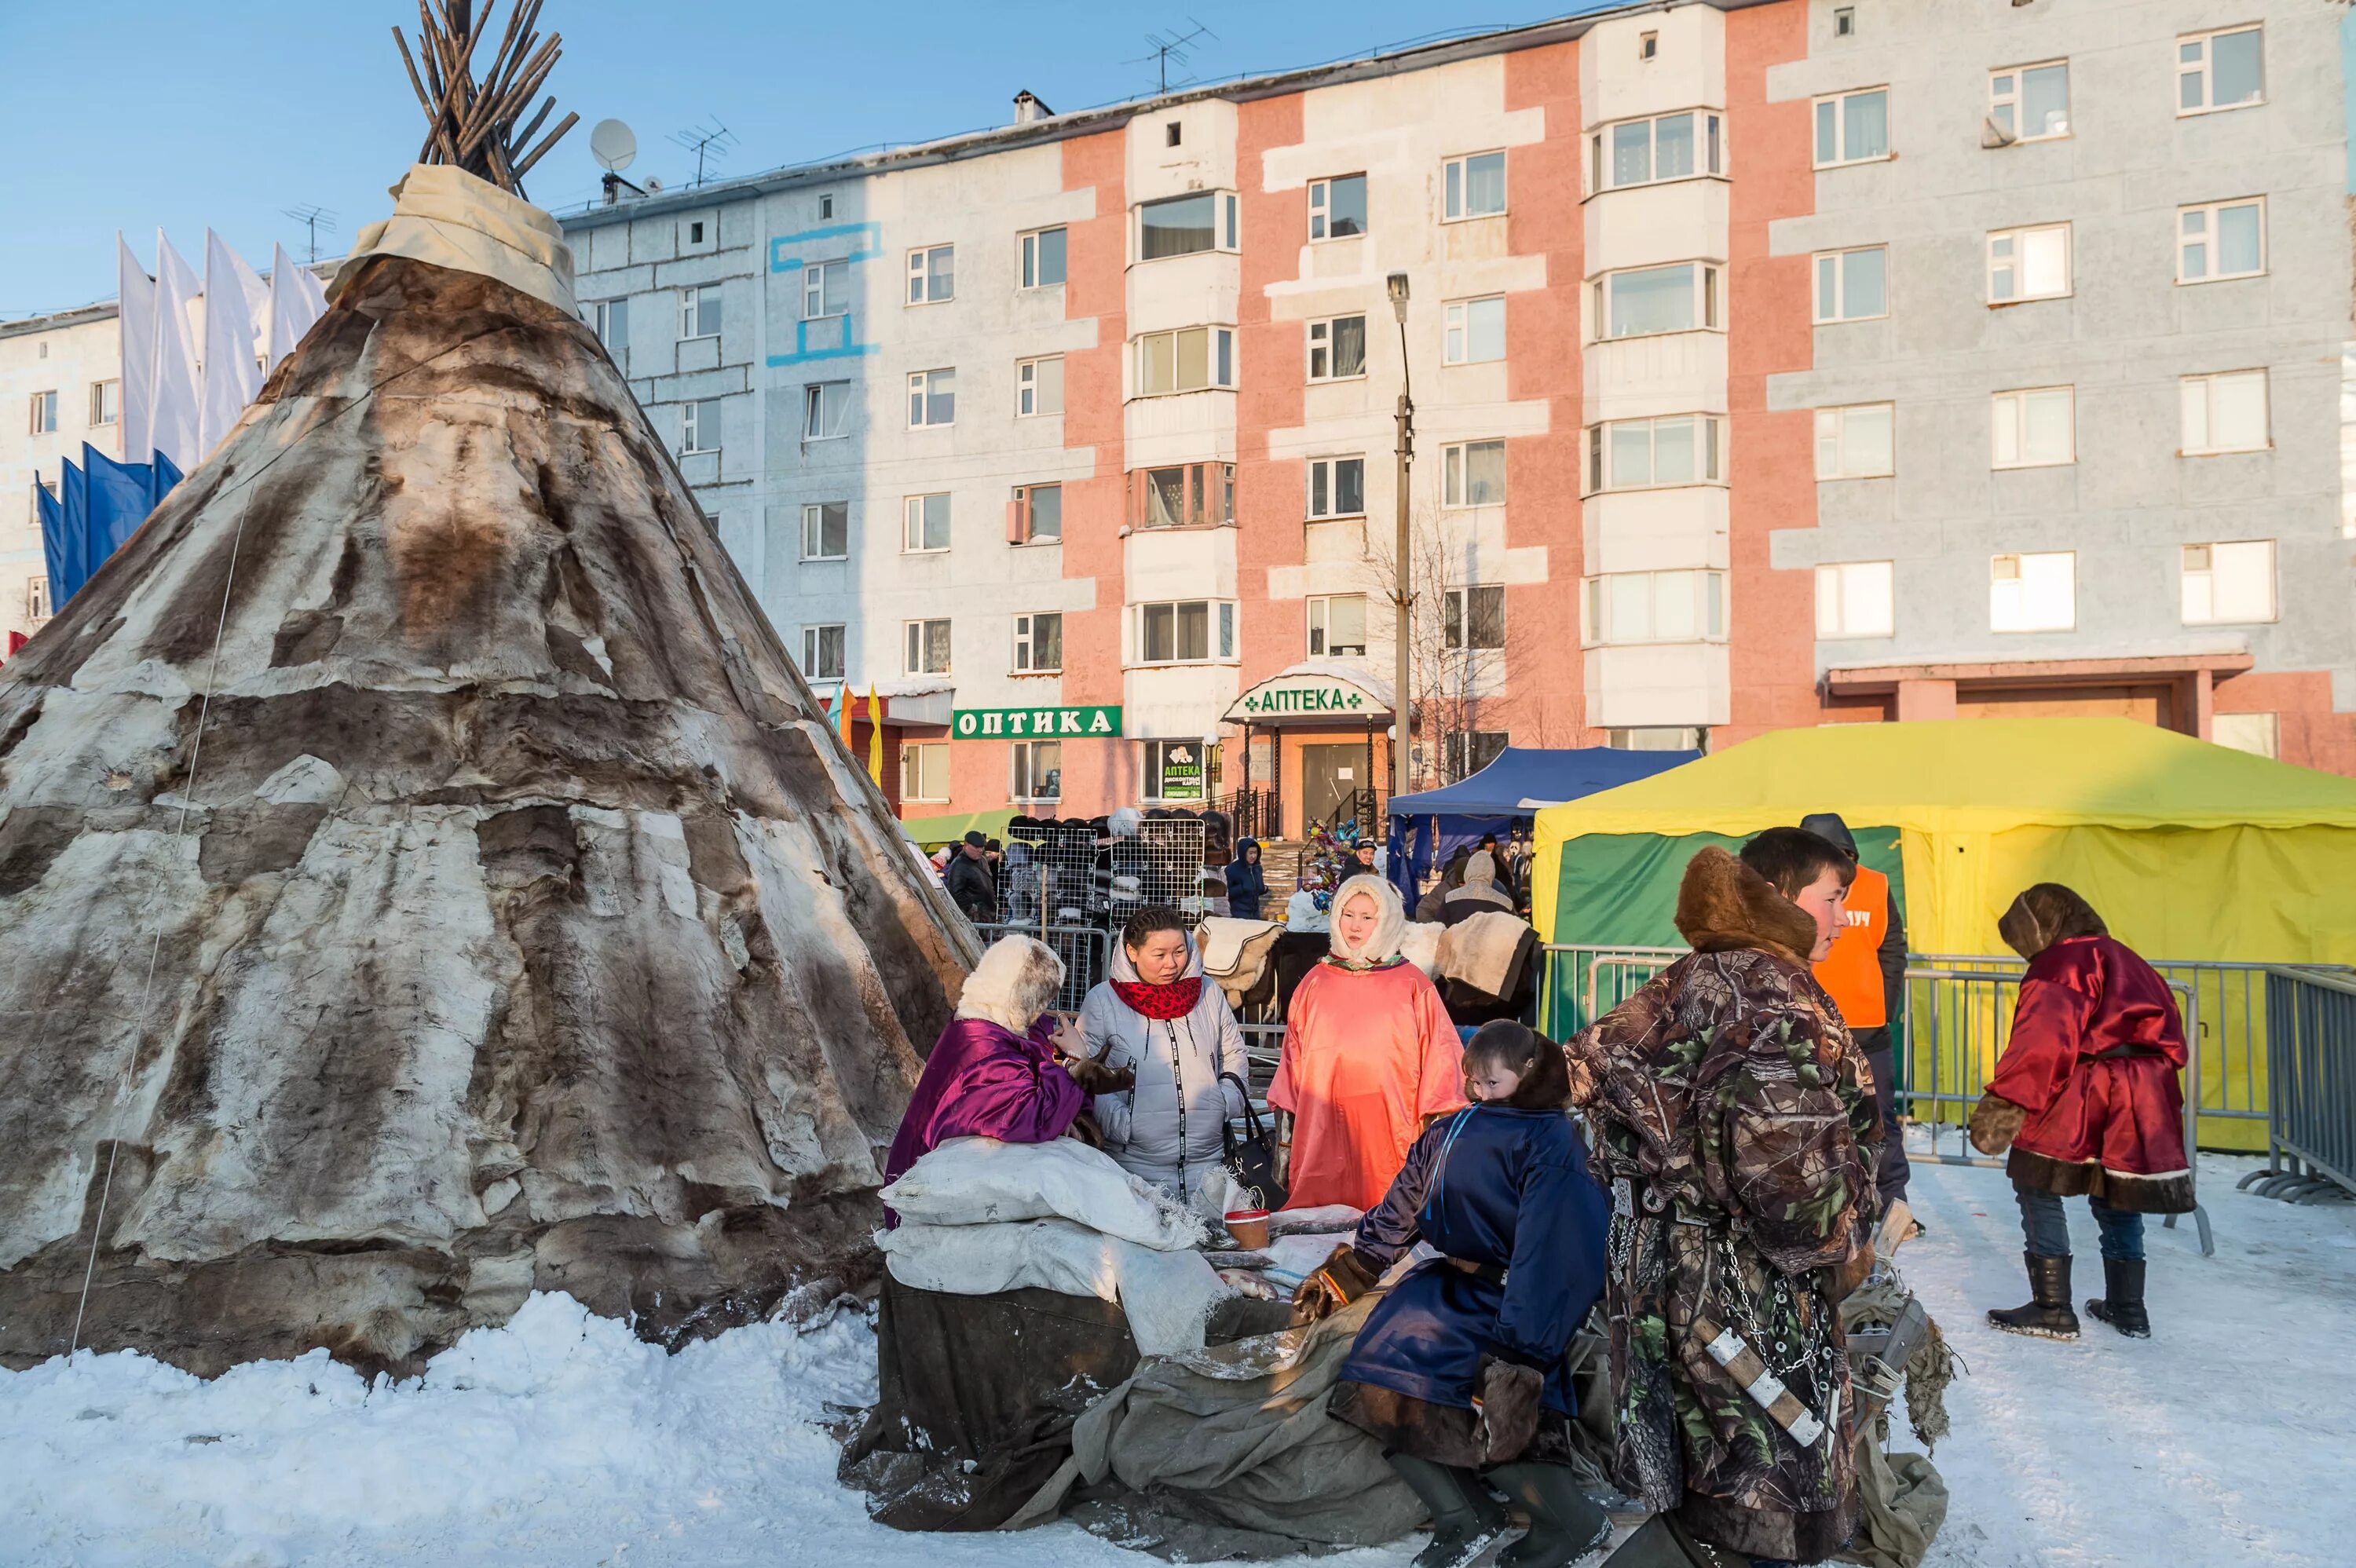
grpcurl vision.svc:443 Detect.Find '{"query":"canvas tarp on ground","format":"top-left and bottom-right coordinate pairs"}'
top-left (1385, 746), bottom-right (1697, 899)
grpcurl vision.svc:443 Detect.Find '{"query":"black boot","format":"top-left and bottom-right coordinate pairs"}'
top-left (1988, 1252), bottom-right (2080, 1339)
top-left (1487, 1463), bottom-right (1611, 1567)
top-left (1388, 1453), bottom-right (1509, 1568)
top-left (2086, 1257), bottom-right (2150, 1338)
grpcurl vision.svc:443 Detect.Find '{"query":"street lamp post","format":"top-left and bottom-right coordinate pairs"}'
top-left (1386, 271), bottom-right (1414, 802)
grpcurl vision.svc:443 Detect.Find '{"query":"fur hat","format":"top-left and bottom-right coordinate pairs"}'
top-left (954, 935), bottom-right (1066, 1033)
top-left (1328, 873), bottom-right (1408, 968)
top-left (1674, 846), bottom-right (1819, 967)
top-left (1999, 883), bottom-right (2108, 960)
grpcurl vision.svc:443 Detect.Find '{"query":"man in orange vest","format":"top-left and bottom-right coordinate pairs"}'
top-left (1802, 812), bottom-right (1910, 1212)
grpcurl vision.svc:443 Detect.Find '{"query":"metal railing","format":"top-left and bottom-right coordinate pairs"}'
top-left (971, 922), bottom-right (1110, 1015)
top-left (2245, 967), bottom-right (2356, 1204)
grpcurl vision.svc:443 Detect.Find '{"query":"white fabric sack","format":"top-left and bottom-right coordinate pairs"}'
top-left (879, 1218), bottom-right (1227, 1357)
top-left (881, 1136), bottom-right (1208, 1252)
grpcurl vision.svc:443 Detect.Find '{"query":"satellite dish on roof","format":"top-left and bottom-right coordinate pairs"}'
top-left (591, 119), bottom-right (638, 173)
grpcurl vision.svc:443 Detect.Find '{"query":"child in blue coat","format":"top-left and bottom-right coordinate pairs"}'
top-left (1293, 1020), bottom-right (1612, 1568)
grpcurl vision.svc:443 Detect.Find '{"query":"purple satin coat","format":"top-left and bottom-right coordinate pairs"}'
top-left (882, 1016), bottom-right (1086, 1204)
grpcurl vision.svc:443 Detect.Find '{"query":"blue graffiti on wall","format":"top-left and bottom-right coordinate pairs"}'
top-left (768, 221), bottom-right (882, 367)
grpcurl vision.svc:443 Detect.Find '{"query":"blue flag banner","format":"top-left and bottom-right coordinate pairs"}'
top-left (34, 445), bottom-right (183, 613)
top-left (35, 480), bottom-right (64, 616)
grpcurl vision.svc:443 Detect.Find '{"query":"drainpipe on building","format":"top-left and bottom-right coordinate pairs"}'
top-left (1387, 271), bottom-right (1414, 802)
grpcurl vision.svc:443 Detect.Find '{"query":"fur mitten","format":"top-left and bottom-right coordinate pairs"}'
top-left (1969, 1092), bottom-right (2027, 1156)
top-left (1474, 1358), bottom-right (1546, 1464)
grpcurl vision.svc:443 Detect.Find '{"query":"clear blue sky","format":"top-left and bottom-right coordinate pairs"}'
top-left (0, 1), bottom-right (1618, 320)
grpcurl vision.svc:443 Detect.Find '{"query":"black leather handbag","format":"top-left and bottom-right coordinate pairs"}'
top-left (1219, 1071), bottom-right (1287, 1211)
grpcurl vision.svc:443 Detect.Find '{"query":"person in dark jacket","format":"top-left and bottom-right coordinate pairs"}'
top-left (1296, 1021), bottom-right (1610, 1568)
top-left (944, 830), bottom-right (999, 924)
top-left (1225, 838), bottom-right (1270, 921)
top-left (1801, 812), bottom-right (1912, 1215)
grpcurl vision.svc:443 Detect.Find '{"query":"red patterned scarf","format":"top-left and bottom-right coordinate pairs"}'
top-left (1112, 978), bottom-right (1202, 1019)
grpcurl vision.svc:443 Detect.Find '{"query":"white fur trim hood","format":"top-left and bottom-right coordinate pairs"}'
top-left (1327, 873), bottom-right (1409, 968)
top-left (955, 935), bottom-right (1066, 1033)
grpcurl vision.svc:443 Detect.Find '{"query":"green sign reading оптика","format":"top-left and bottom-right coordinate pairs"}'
top-left (950, 705), bottom-right (1123, 740)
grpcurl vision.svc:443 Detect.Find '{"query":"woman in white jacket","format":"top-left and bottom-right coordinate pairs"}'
top-left (1080, 905), bottom-right (1251, 1202)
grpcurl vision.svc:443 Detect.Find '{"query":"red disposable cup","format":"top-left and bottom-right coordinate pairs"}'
top-left (1224, 1208), bottom-right (1271, 1249)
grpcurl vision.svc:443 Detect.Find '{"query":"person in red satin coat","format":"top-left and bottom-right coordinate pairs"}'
top-left (1970, 884), bottom-right (2193, 1341)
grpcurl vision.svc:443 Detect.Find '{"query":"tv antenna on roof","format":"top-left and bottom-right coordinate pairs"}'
top-left (1131, 18), bottom-right (1216, 94)
top-left (280, 204), bottom-right (338, 263)
top-left (668, 119), bottom-right (736, 188)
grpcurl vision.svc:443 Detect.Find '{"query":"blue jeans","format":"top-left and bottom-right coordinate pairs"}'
top-left (2016, 1183), bottom-right (2144, 1262)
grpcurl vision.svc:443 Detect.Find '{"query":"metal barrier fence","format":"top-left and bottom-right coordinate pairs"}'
top-left (2249, 967), bottom-right (2356, 1203)
top-left (971, 922), bottom-right (1110, 1015)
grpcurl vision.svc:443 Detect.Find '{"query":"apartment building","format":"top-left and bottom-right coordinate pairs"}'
top-left (1, 304), bottom-right (123, 650)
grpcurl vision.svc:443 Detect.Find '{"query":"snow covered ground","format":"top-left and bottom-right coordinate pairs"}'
top-left (3, 1146), bottom-right (2351, 1568)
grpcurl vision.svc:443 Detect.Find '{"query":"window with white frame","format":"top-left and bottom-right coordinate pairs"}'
top-left (2181, 540), bottom-right (2276, 624)
top-left (907, 368), bottom-right (956, 427)
top-left (1989, 61), bottom-right (2069, 141)
top-left (590, 297), bottom-right (630, 351)
top-left (1813, 247), bottom-right (1887, 322)
top-left (679, 285), bottom-right (720, 339)
top-left (1813, 88), bottom-right (1889, 166)
top-left (1011, 740), bottom-right (1062, 802)
top-left (1814, 404), bottom-right (1894, 479)
top-left (1018, 355), bottom-right (1064, 417)
top-left (1992, 387), bottom-right (2074, 469)
top-left (1443, 584), bottom-right (1507, 651)
top-left (680, 397), bottom-right (722, 454)
top-left (1138, 192), bottom-right (1238, 259)
top-left (1582, 571), bottom-right (1725, 645)
top-left (800, 501), bottom-right (848, 560)
top-left (1590, 110), bottom-right (1722, 192)
top-left (1133, 462), bottom-right (1235, 528)
top-left (1988, 224), bottom-right (2070, 302)
top-left (1307, 455), bottom-right (1365, 519)
top-left (2178, 199), bottom-right (2264, 283)
top-left (902, 492), bottom-right (950, 552)
top-left (1307, 314), bottom-right (1367, 382)
top-left (1443, 152), bottom-right (1507, 219)
top-left (904, 617), bottom-right (952, 675)
top-left (802, 259), bottom-right (848, 320)
top-left (1133, 327), bottom-right (1235, 395)
top-left (803, 381), bottom-right (851, 440)
top-left (1990, 551), bottom-right (2074, 631)
top-left (1593, 262), bottom-right (1718, 339)
top-left (902, 742), bottom-right (950, 802)
top-left (906, 244), bottom-right (954, 304)
top-left (799, 623), bottom-right (846, 681)
top-left (2212, 711), bottom-right (2278, 759)
top-left (1308, 174), bottom-right (1367, 240)
top-left (88, 379), bottom-right (119, 427)
top-left (1012, 481), bottom-right (1062, 543)
top-left (1021, 226), bottom-right (1067, 288)
top-left (1308, 594), bottom-right (1369, 657)
top-left (1013, 610), bottom-right (1063, 671)
top-left (1136, 599), bottom-right (1232, 663)
top-left (1444, 296), bottom-right (1506, 364)
top-left (27, 576), bottom-right (52, 622)
top-left (28, 390), bottom-right (57, 434)
top-left (2182, 370), bottom-right (2269, 455)
top-left (1815, 561), bottom-right (1894, 638)
top-left (1443, 440), bottom-right (1507, 507)
top-left (1589, 414), bottom-right (1723, 492)
top-left (1445, 731), bottom-right (1511, 784)
top-left (2179, 25), bottom-right (2263, 115)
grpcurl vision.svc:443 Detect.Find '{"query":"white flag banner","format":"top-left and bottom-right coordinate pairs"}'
top-left (199, 231), bottom-right (269, 456)
top-left (150, 232), bottom-right (203, 473)
top-left (116, 233), bottom-right (157, 465)
top-left (266, 243), bottom-right (326, 371)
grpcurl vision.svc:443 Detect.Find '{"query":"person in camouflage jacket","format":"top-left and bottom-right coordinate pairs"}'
top-left (1564, 834), bottom-right (1883, 1565)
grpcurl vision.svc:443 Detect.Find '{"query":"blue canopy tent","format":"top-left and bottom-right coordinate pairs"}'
top-left (1386, 746), bottom-right (1699, 901)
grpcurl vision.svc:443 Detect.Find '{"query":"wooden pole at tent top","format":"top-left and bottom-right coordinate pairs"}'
top-left (391, 0), bottom-right (580, 199)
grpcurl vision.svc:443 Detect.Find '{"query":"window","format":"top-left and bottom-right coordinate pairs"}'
top-left (1610, 726), bottom-right (1704, 751)
top-left (1143, 740), bottom-right (1209, 802)
top-left (1639, 31), bottom-right (1658, 61)
top-left (802, 259), bottom-right (848, 320)
top-left (88, 380), bottom-right (119, 427)
top-left (680, 397), bottom-right (722, 454)
top-left (687, 220), bottom-right (707, 245)
top-left (1590, 111), bottom-right (1722, 192)
top-left (2179, 26), bottom-right (2263, 115)
top-left (1588, 414), bottom-right (1723, 492)
top-left (799, 623), bottom-right (846, 682)
top-left (679, 285), bottom-right (720, 339)
top-left (907, 368), bottom-right (956, 427)
top-left (1443, 440), bottom-right (1507, 507)
top-left (1012, 481), bottom-right (1062, 543)
top-left (2179, 199), bottom-right (2264, 283)
top-left (1022, 226), bottom-right (1067, 288)
top-left (1992, 387), bottom-right (2074, 469)
top-left (1813, 88), bottom-right (1889, 167)
top-left (1988, 225), bottom-right (2070, 302)
top-left (1307, 455), bottom-right (1366, 519)
top-left (904, 618), bottom-right (952, 674)
top-left (1011, 740), bottom-right (1062, 802)
top-left (590, 297), bottom-right (630, 349)
top-left (1446, 732), bottom-right (1510, 783)
top-left (1133, 327), bottom-right (1236, 394)
top-left (2181, 540), bottom-right (2276, 624)
top-left (1308, 174), bottom-right (1366, 240)
top-left (1308, 594), bottom-right (1369, 657)
top-left (1133, 462), bottom-right (1235, 528)
top-left (1443, 585), bottom-right (1506, 651)
top-left (1815, 561), bottom-right (1894, 638)
top-left (1833, 6), bottom-right (1854, 36)
top-left (1990, 551), bottom-right (2074, 631)
top-left (2212, 712), bottom-right (2278, 759)
top-left (1166, 122), bottom-right (1183, 147)
top-left (1138, 600), bottom-right (1218, 663)
top-left (1443, 152), bottom-right (1507, 219)
top-left (2181, 370), bottom-right (2269, 455)
top-left (1814, 404), bottom-right (1894, 479)
top-left (1582, 571), bottom-right (1725, 645)
top-left (28, 390), bottom-right (57, 435)
top-left (902, 743), bottom-right (949, 802)
top-left (906, 244), bottom-right (954, 305)
top-left (800, 501), bottom-right (848, 560)
top-left (1018, 355), bottom-right (1064, 417)
top-left (818, 193), bottom-right (835, 220)
top-left (1444, 296), bottom-right (1506, 364)
top-left (1307, 314), bottom-right (1366, 382)
top-left (1813, 247), bottom-right (1887, 322)
top-left (28, 576), bottom-right (53, 621)
top-left (902, 492), bottom-right (951, 553)
top-left (803, 381), bottom-right (851, 441)
top-left (1990, 61), bottom-right (2069, 141)
top-left (1594, 262), bottom-right (1718, 339)
top-left (1138, 192), bottom-right (1237, 260)
top-left (1014, 611), bottom-right (1064, 671)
